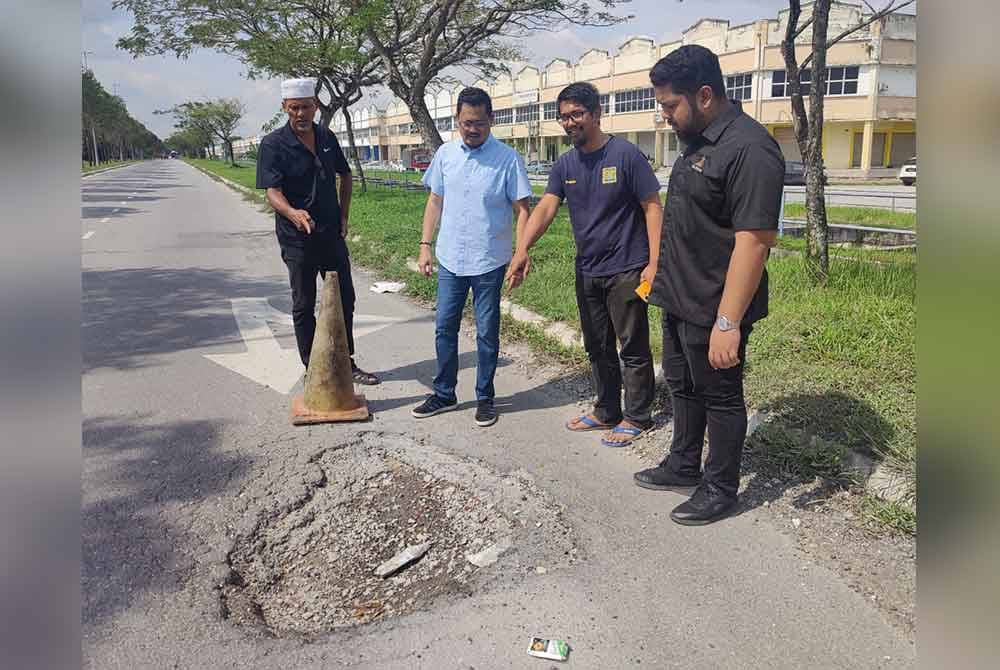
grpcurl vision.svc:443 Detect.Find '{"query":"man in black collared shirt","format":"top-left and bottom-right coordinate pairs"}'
top-left (633, 46), bottom-right (784, 525)
top-left (256, 77), bottom-right (379, 385)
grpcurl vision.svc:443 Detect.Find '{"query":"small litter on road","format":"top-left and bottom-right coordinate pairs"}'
top-left (527, 637), bottom-right (570, 661)
top-left (374, 541), bottom-right (433, 578)
top-left (370, 281), bottom-right (406, 294)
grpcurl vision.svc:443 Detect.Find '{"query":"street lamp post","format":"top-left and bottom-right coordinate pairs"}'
top-left (527, 120), bottom-right (539, 163)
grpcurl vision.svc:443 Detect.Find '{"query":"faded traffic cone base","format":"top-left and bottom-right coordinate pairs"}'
top-left (291, 271), bottom-right (369, 425)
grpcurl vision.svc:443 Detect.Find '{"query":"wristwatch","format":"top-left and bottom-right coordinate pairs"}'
top-left (716, 315), bottom-right (741, 331)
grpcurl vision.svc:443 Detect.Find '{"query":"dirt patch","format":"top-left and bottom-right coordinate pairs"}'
top-left (220, 432), bottom-right (576, 637)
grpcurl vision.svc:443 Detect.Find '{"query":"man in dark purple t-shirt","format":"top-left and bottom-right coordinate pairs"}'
top-left (507, 82), bottom-right (663, 447)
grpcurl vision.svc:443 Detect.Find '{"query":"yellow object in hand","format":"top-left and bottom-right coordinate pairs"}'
top-left (635, 279), bottom-right (651, 302)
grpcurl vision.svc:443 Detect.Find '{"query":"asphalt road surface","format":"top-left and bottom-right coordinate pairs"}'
top-left (82, 161), bottom-right (914, 669)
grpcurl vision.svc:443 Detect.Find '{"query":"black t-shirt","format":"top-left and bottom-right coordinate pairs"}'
top-left (545, 135), bottom-right (662, 277)
top-left (649, 105), bottom-right (785, 327)
top-left (256, 122), bottom-right (351, 249)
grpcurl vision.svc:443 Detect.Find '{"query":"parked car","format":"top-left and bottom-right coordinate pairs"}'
top-left (525, 160), bottom-right (554, 175)
top-left (898, 156), bottom-right (916, 186)
top-left (783, 160), bottom-right (827, 186)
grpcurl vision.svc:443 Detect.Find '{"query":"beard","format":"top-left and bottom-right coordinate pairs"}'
top-left (566, 127), bottom-right (586, 147)
top-left (672, 105), bottom-right (708, 143)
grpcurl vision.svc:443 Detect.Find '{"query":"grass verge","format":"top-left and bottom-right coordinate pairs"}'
top-left (82, 160), bottom-right (138, 174)
top-left (783, 202), bottom-right (915, 230)
top-left (190, 157), bottom-right (916, 533)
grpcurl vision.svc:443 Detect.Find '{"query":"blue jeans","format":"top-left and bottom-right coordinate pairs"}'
top-left (433, 264), bottom-right (506, 402)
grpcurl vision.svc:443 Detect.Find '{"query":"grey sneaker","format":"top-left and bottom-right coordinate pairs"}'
top-left (411, 395), bottom-right (457, 419)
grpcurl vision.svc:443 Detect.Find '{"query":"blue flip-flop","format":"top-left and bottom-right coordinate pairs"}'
top-left (601, 425), bottom-right (646, 447)
top-left (566, 414), bottom-right (613, 432)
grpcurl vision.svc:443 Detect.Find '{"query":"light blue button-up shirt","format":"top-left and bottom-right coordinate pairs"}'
top-left (422, 134), bottom-right (532, 276)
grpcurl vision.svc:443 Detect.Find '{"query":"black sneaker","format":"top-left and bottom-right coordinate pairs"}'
top-left (411, 395), bottom-right (457, 419)
top-left (351, 363), bottom-right (380, 385)
top-left (474, 399), bottom-right (497, 427)
top-left (633, 463), bottom-right (701, 492)
top-left (669, 482), bottom-right (738, 526)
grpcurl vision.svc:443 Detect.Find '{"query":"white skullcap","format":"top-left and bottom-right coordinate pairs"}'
top-left (281, 77), bottom-right (317, 100)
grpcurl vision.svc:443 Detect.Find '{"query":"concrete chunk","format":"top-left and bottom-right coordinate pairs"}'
top-left (374, 542), bottom-right (432, 578)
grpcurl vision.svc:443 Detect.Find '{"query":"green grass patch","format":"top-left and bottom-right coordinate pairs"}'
top-left (82, 160), bottom-right (138, 174)
top-left (784, 202), bottom-right (915, 230)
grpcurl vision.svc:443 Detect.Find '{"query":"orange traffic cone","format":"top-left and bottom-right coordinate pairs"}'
top-left (290, 271), bottom-right (370, 425)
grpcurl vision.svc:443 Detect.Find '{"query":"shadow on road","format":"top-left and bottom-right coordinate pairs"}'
top-left (83, 267), bottom-right (286, 372)
top-left (82, 414), bottom-right (249, 629)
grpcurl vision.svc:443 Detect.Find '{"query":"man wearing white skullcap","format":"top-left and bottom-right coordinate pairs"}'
top-left (256, 77), bottom-right (380, 385)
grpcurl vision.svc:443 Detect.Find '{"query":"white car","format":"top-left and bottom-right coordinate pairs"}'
top-left (898, 157), bottom-right (916, 186)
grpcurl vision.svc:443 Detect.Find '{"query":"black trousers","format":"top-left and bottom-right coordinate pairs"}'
top-left (660, 313), bottom-right (752, 498)
top-left (281, 241), bottom-right (356, 367)
top-left (576, 268), bottom-right (655, 427)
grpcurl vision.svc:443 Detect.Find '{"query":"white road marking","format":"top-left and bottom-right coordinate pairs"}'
top-left (120, 201), bottom-right (127, 205)
top-left (100, 217), bottom-right (110, 223)
top-left (82, 231), bottom-right (95, 240)
top-left (204, 298), bottom-right (404, 394)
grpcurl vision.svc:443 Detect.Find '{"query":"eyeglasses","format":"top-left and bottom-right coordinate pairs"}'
top-left (557, 109), bottom-right (591, 124)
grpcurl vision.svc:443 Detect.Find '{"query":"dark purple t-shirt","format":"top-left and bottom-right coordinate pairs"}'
top-left (546, 135), bottom-right (661, 277)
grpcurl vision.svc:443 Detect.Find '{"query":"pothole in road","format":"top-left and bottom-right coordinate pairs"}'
top-left (220, 432), bottom-right (576, 637)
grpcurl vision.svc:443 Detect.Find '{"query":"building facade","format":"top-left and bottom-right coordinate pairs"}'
top-left (334, 1), bottom-right (916, 177)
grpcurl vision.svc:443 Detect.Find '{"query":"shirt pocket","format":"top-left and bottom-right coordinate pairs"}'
top-left (687, 160), bottom-right (728, 224)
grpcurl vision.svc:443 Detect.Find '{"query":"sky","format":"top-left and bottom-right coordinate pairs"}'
top-left (81, 0), bottom-right (879, 141)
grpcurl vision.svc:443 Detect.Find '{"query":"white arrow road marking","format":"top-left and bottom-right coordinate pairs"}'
top-left (82, 231), bottom-right (95, 240)
top-left (204, 297), bottom-right (404, 394)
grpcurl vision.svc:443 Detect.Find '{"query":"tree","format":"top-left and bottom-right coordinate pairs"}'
top-left (82, 68), bottom-right (163, 164)
top-left (159, 99), bottom-right (246, 166)
top-left (781, 0), bottom-right (914, 282)
top-left (115, 0), bottom-right (383, 188)
top-left (354, 0), bottom-right (629, 152)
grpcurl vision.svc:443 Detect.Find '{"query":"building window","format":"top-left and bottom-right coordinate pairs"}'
top-left (826, 66), bottom-right (860, 95)
top-left (408, 122), bottom-right (418, 134)
top-left (435, 116), bottom-right (453, 131)
top-left (516, 104), bottom-right (539, 123)
top-left (388, 124), bottom-right (398, 136)
top-left (494, 108), bottom-right (513, 125)
top-left (726, 73), bottom-right (753, 101)
top-left (543, 101), bottom-right (558, 120)
top-left (614, 88), bottom-right (655, 114)
top-left (600, 94), bottom-right (611, 115)
top-left (771, 66), bottom-right (860, 97)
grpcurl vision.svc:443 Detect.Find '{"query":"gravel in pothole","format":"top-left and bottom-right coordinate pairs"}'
top-left (220, 432), bottom-right (576, 636)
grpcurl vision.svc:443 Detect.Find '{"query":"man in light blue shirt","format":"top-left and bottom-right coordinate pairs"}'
top-left (412, 87), bottom-right (532, 427)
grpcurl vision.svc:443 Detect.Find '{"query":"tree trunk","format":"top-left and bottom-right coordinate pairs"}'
top-left (91, 126), bottom-right (100, 165)
top-left (226, 139), bottom-right (237, 166)
top-left (804, 0), bottom-right (831, 283)
top-left (408, 92), bottom-right (443, 153)
top-left (341, 108), bottom-right (367, 194)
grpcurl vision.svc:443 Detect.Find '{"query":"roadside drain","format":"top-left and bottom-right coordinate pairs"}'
top-left (219, 432), bottom-right (576, 636)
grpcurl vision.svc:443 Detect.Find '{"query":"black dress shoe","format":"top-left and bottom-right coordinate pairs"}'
top-left (633, 464), bottom-right (701, 492)
top-left (670, 483), bottom-right (738, 526)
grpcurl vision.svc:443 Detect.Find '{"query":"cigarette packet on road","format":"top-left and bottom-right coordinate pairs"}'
top-left (635, 279), bottom-right (651, 302)
top-left (527, 637), bottom-right (570, 661)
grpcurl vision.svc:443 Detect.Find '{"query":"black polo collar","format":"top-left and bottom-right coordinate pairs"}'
top-left (278, 121), bottom-right (326, 151)
top-left (700, 102), bottom-right (742, 144)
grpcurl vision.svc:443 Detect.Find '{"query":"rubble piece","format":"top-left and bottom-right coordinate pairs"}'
top-left (465, 536), bottom-right (513, 568)
top-left (374, 542), bottom-right (433, 578)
